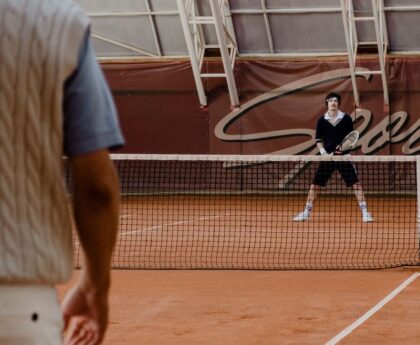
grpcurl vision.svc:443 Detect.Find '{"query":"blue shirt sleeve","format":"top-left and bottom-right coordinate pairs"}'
top-left (63, 31), bottom-right (124, 157)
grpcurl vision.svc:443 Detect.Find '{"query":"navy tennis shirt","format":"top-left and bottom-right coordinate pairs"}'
top-left (315, 111), bottom-right (354, 153)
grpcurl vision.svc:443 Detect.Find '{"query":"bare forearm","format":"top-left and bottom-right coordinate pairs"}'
top-left (71, 151), bottom-right (119, 293)
top-left (74, 185), bottom-right (118, 291)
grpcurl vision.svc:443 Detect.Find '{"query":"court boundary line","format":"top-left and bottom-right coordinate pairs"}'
top-left (120, 213), bottom-right (232, 236)
top-left (325, 272), bottom-right (420, 345)
top-left (74, 213), bottom-right (232, 245)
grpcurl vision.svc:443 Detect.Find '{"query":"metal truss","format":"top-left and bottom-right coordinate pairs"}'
top-left (340, 0), bottom-right (389, 108)
top-left (87, 1), bottom-right (179, 59)
top-left (177, 0), bottom-right (239, 107)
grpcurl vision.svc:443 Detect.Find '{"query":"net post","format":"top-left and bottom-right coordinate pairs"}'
top-left (417, 156), bottom-right (420, 251)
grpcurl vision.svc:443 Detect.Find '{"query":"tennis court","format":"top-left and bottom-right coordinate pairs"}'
top-left (59, 2), bottom-right (420, 342)
top-left (69, 154), bottom-right (418, 271)
top-left (110, 194), bottom-right (416, 270)
top-left (59, 269), bottom-right (420, 345)
top-left (62, 154), bottom-right (420, 344)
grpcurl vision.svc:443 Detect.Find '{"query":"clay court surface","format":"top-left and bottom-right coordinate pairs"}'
top-left (108, 195), bottom-right (417, 270)
top-left (62, 192), bottom-right (420, 344)
top-left (59, 268), bottom-right (420, 345)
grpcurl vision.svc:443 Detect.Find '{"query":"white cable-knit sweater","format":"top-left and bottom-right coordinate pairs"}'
top-left (0, 0), bottom-right (89, 284)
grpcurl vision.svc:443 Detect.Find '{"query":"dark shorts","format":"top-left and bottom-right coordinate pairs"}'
top-left (312, 161), bottom-right (359, 187)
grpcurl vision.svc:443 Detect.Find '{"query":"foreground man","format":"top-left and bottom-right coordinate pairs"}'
top-left (0, 0), bottom-right (124, 344)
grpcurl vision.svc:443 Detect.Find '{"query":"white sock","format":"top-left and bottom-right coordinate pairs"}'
top-left (359, 201), bottom-right (369, 214)
top-left (305, 203), bottom-right (313, 213)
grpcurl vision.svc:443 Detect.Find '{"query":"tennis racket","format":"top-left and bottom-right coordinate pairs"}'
top-left (332, 130), bottom-right (359, 155)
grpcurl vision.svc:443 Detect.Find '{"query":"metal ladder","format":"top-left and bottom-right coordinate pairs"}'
top-left (340, 0), bottom-right (389, 109)
top-left (177, 0), bottom-right (239, 107)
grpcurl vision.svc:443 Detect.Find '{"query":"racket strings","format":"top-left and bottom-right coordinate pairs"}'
top-left (340, 132), bottom-right (359, 151)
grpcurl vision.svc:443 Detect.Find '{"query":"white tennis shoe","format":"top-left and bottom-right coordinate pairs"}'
top-left (293, 210), bottom-right (310, 222)
top-left (362, 212), bottom-right (374, 223)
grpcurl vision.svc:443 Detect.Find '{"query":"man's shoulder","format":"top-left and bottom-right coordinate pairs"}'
top-left (343, 113), bottom-right (353, 121)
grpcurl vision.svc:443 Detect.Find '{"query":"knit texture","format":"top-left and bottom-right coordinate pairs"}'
top-left (0, 0), bottom-right (89, 284)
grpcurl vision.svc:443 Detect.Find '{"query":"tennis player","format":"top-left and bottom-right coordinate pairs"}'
top-left (0, 1), bottom-right (124, 344)
top-left (293, 92), bottom-right (373, 223)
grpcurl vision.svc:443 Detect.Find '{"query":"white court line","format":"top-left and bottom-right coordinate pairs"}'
top-left (120, 213), bottom-right (231, 236)
top-left (325, 272), bottom-right (420, 345)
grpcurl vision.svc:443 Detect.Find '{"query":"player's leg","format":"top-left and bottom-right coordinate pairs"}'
top-left (352, 183), bottom-right (373, 222)
top-left (338, 162), bottom-right (373, 222)
top-left (293, 162), bottom-right (333, 221)
top-left (292, 184), bottom-right (320, 221)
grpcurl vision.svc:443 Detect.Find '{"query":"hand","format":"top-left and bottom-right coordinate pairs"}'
top-left (319, 148), bottom-right (328, 156)
top-left (62, 282), bottom-right (109, 345)
top-left (333, 150), bottom-right (343, 156)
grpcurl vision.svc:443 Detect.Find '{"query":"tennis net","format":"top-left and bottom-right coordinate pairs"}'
top-left (68, 154), bottom-right (420, 270)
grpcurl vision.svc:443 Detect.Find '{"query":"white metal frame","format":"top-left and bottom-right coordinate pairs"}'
top-left (87, 2), bottom-right (180, 59)
top-left (177, 0), bottom-right (239, 107)
top-left (83, 1), bottom-right (420, 107)
top-left (86, 3), bottom-right (420, 60)
top-left (340, 0), bottom-right (389, 108)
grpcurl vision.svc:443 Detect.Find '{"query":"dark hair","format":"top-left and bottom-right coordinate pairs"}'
top-left (325, 92), bottom-right (341, 105)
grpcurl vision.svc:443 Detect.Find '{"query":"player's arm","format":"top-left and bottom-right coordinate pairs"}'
top-left (316, 141), bottom-right (328, 155)
top-left (315, 119), bottom-right (328, 155)
top-left (61, 29), bottom-right (123, 344)
top-left (71, 149), bottom-right (118, 296)
top-left (62, 149), bottom-right (119, 345)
